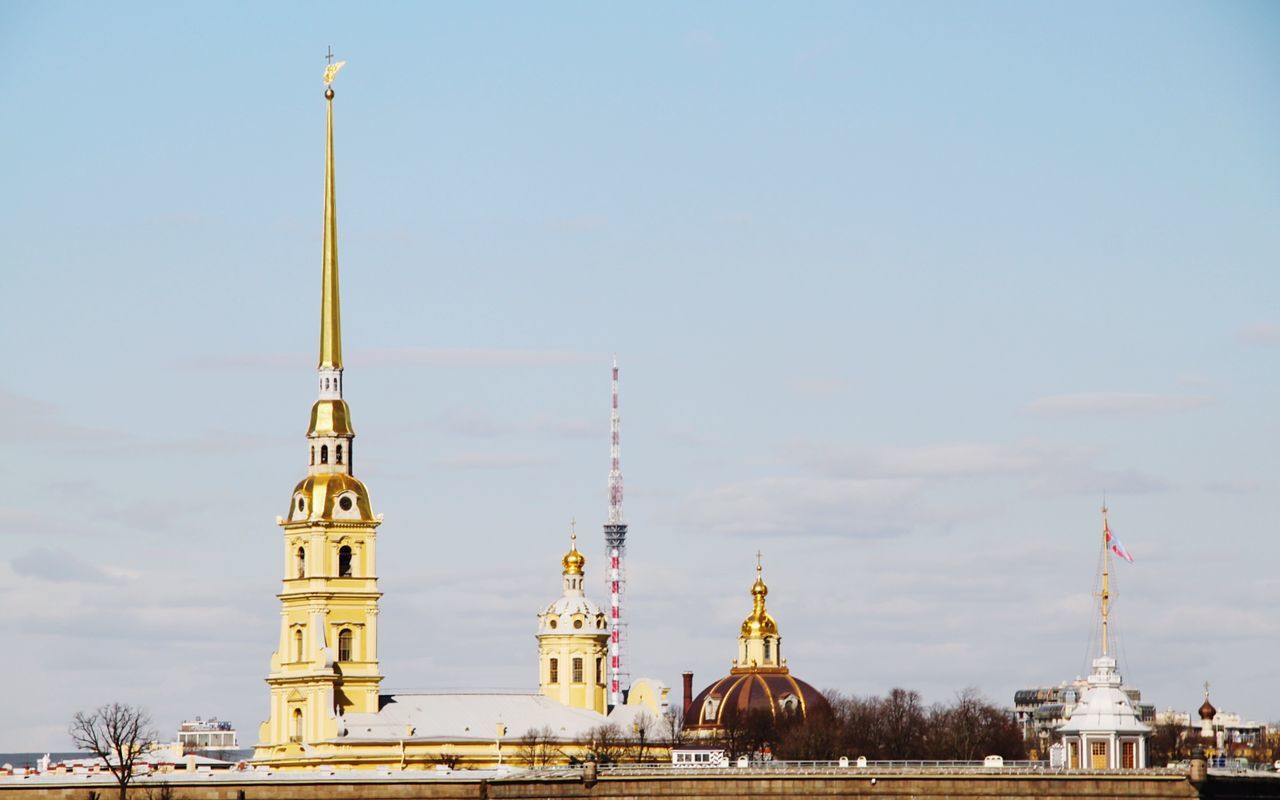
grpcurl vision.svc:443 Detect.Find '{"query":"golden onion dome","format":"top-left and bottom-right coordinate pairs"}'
top-left (562, 544), bottom-right (585, 576)
top-left (740, 562), bottom-right (778, 637)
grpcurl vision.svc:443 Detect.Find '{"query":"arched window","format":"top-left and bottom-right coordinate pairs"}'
top-left (549, 658), bottom-right (559, 684)
top-left (295, 546), bottom-right (306, 578)
top-left (310, 447), bottom-right (315, 465)
top-left (338, 545), bottom-right (352, 577)
top-left (572, 657), bottom-right (584, 683)
top-left (763, 637), bottom-right (772, 661)
top-left (704, 697), bottom-right (719, 721)
top-left (320, 445), bottom-right (329, 464)
top-left (595, 657), bottom-right (603, 683)
top-left (336, 444), bottom-right (343, 465)
top-left (292, 708), bottom-right (303, 741)
top-left (293, 629), bottom-right (303, 662)
top-left (338, 628), bottom-right (352, 662)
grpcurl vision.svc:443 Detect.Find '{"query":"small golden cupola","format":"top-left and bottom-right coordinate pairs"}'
top-left (735, 554), bottom-right (782, 670)
top-left (562, 531), bottom-right (586, 579)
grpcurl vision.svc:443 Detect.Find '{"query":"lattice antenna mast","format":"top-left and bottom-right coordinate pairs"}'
top-left (603, 354), bottom-right (629, 709)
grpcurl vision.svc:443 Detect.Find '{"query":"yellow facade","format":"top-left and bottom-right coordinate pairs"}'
top-left (537, 532), bottom-right (610, 715)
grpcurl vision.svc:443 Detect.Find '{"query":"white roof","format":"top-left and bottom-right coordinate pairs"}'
top-left (341, 692), bottom-right (607, 742)
top-left (1058, 657), bottom-right (1151, 736)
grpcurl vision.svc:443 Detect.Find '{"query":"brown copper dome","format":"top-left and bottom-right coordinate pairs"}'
top-left (684, 669), bottom-right (830, 732)
top-left (1198, 697), bottom-right (1217, 720)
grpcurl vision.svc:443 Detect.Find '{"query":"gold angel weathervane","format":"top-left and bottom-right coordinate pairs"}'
top-left (324, 46), bottom-right (346, 87)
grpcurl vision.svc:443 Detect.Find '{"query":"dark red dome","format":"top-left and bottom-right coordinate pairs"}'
top-left (684, 668), bottom-right (830, 731)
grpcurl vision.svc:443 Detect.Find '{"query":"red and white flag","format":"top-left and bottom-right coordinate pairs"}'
top-left (1105, 521), bottom-right (1135, 563)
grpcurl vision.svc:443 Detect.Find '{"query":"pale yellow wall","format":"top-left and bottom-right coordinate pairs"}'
top-left (258, 517), bottom-right (384, 758)
top-left (537, 631), bottom-right (608, 715)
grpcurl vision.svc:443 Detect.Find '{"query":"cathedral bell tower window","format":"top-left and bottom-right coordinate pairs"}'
top-left (338, 545), bottom-right (353, 577)
top-left (338, 628), bottom-right (352, 662)
top-left (336, 444), bottom-right (343, 465)
top-left (296, 547), bottom-right (306, 578)
top-left (763, 637), bottom-right (772, 661)
top-left (293, 629), bottom-right (303, 662)
top-left (292, 709), bottom-right (303, 742)
top-left (320, 445), bottom-right (329, 464)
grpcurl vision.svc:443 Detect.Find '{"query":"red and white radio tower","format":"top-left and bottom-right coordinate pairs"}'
top-left (603, 354), bottom-right (629, 708)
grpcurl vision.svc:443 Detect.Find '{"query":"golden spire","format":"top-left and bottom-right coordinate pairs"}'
top-left (562, 518), bottom-right (585, 576)
top-left (319, 53), bottom-right (345, 370)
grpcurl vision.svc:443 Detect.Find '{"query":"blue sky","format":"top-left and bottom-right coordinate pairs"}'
top-left (1, 2), bottom-right (1278, 751)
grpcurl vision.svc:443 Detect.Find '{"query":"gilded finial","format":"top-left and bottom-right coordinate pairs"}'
top-left (570, 517), bottom-right (578, 550)
top-left (741, 551), bottom-right (776, 638)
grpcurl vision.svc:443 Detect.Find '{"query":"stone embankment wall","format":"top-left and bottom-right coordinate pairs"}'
top-left (0, 769), bottom-right (1229, 800)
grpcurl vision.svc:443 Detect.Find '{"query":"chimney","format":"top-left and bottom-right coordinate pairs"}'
top-left (683, 671), bottom-right (694, 718)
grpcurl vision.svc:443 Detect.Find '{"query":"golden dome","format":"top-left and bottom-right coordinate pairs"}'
top-left (288, 473), bottom-right (374, 521)
top-left (562, 524), bottom-right (585, 575)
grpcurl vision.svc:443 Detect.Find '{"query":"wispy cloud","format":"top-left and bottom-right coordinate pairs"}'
top-left (1027, 392), bottom-right (1213, 416)
top-left (680, 476), bottom-right (930, 537)
top-left (438, 409), bottom-right (597, 440)
top-left (0, 388), bottom-right (127, 445)
top-left (10, 548), bottom-right (130, 583)
top-left (791, 377), bottom-right (848, 397)
top-left (794, 440), bottom-right (1090, 480)
top-left (1204, 479), bottom-right (1265, 495)
top-left (439, 452), bottom-right (554, 470)
top-left (1025, 465), bottom-right (1168, 497)
top-left (191, 347), bottom-right (598, 369)
top-left (1235, 323), bottom-right (1280, 345)
top-left (0, 507), bottom-right (86, 537)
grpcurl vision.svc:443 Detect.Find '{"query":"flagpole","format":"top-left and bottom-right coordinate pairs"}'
top-left (1100, 504), bottom-right (1111, 658)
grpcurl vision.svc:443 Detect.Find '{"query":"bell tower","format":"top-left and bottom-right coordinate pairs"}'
top-left (537, 524), bottom-right (609, 715)
top-left (256, 57), bottom-right (384, 756)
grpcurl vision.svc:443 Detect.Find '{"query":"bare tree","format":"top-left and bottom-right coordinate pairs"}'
top-left (516, 726), bottom-right (559, 768)
top-left (625, 711), bottom-right (665, 763)
top-left (69, 703), bottom-right (157, 800)
top-left (585, 722), bottom-right (626, 764)
top-left (661, 707), bottom-right (683, 747)
top-left (1148, 720), bottom-right (1190, 766)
